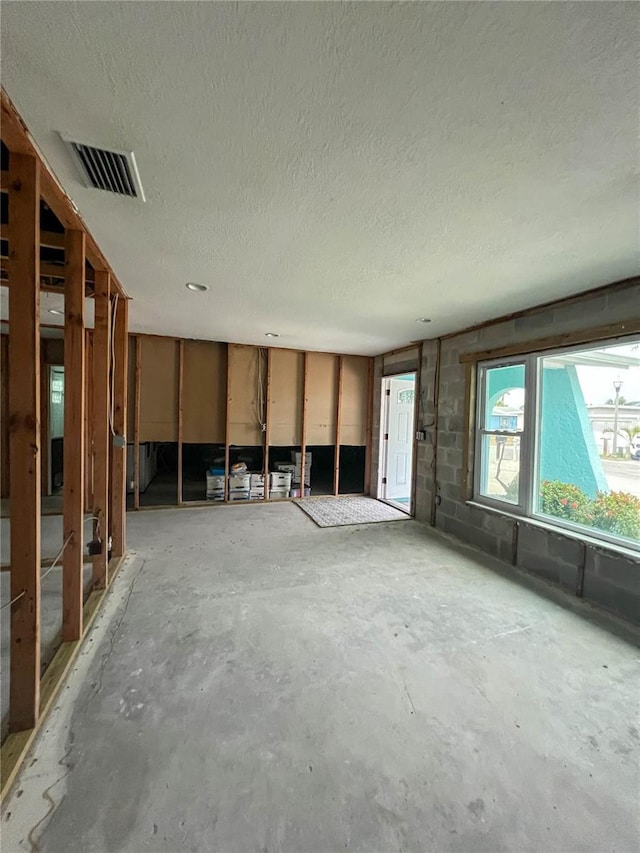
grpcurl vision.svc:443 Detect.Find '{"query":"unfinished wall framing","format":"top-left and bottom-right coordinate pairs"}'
top-left (0, 88), bottom-right (129, 798)
top-left (126, 335), bottom-right (374, 507)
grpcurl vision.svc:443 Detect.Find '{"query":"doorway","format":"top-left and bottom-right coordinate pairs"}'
top-left (379, 373), bottom-right (416, 515)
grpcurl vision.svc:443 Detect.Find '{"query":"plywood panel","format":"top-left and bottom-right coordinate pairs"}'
top-left (340, 355), bottom-right (370, 446)
top-left (182, 341), bottom-right (227, 443)
top-left (139, 336), bottom-right (179, 442)
top-left (306, 352), bottom-right (338, 445)
top-left (228, 344), bottom-right (263, 445)
top-left (269, 348), bottom-right (304, 446)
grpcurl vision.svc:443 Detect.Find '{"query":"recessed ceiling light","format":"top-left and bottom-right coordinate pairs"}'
top-left (185, 282), bottom-right (208, 292)
top-left (48, 308), bottom-right (65, 316)
top-left (416, 318), bottom-right (432, 324)
top-left (265, 332), bottom-right (279, 338)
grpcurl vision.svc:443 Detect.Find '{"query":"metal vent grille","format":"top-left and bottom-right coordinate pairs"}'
top-left (61, 136), bottom-right (145, 201)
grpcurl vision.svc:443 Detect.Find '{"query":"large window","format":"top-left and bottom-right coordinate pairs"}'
top-left (475, 338), bottom-right (640, 550)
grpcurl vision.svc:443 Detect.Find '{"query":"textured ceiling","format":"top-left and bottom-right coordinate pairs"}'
top-left (1, 1), bottom-right (638, 355)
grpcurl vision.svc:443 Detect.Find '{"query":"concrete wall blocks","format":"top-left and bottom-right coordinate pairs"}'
top-left (583, 548), bottom-right (640, 623)
top-left (378, 279), bottom-right (639, 626)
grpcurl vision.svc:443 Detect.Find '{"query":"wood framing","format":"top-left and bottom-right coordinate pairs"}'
top-left (92, 270), bottom-right (111, 588)
top-left (134, 336), bottom-right (141, 509)
top-left (1, 88), bottom-right (127, 298)
top-left (224, 344), bottom-right (232, 502)
top-left (0, 334), bottom-right (8, 499)
top-left (177, 339), bottom-right (184, 504)
top-left (39, 340), bottom-right (50, 496)
top-left (334, 356), bottom-right (343, 495)
top-left (364, 358), bottom-right (374, 495)
top-left (62, 229), bottom-right (86, 641)
top-left (263, 349), bottom-right (271, 499)
top-left (410, 343), bottom-right (423, 517)
top-left (300, 352), bottom-right (308, 497)
top-left (458, 319), bottom-right (640, 364)
top-left (1, 552), bottom-right (126, 803)
top-left (110, 296), bottom-right (128, 555)
top-left (7, 152), bottom-right (41, 732)
top-left (84, 330), bottom-right (94, 512)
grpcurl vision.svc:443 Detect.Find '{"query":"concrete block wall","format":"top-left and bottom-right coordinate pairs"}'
top-left (375, 280), bottom-right (640, 625)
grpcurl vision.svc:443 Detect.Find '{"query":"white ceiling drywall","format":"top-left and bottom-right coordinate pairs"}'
top-left (1, 1), bottom-right (638, 355)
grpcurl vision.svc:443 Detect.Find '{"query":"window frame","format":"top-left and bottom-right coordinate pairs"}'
top-left (473, 336), bottom-right (640, 552)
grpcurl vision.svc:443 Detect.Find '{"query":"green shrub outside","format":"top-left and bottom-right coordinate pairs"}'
top-left (501, 478), bottom-right (640, 540)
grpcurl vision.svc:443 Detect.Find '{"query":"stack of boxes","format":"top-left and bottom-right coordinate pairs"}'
top-left (269, 471), bottom-right (292, 499)
top-left (206, 452), bottom-right (309, 501)
top-left (275, 451), bottom-right (311, 496)
top-left (227, 472), bottom-right (250, 500)
top-left (205, 470), bottom-right (226, 501)
top-left (250, 473), bottom-right (265, 500)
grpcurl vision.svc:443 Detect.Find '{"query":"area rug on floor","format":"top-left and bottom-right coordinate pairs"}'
top-left (293, 497), bottom-right (409, 528)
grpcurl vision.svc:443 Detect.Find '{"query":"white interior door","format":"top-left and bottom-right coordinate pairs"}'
top-left (381, 375), bottom-right (415, 508)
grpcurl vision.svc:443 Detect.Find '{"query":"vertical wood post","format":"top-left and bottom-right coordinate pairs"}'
top-left (133, 336), bottom-right (141, 510)
top-left (177, 339), bottom-right (184, 504)
top-left (62, 229), bottom-right (86, 641)
top-left (8, 153), bottom-right (41, 731)
top-left (224, 344), bottom-right (232, 502)
top-left (364, 358), bottom-right (374, 495)
top-left (410, 343), bottom-right (423, 518)
top-left (264, 348), bottom-right (272, 500)
top-left (110, 296), bottom-right (128, 555)
top-left (300, 352), bottom-right (308, 499)
top-left (40, 340), bottom-right (50, 497)
top-left (334, 356), bottom-right (343, 496)
top-left (83, 330), bottom-right (94, 513)
top-left (92, 270), bottom-right (110, 588)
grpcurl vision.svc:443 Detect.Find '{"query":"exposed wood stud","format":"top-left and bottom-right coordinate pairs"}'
top-left (224, 344), bottom-right (232, 502)
top-left (39, 340), bottom-right (50, 496)
top-left (133, 336), bottom-right (141, 510)
top-left (300, 352), bottom-right (308, 499)
top-left (177, 339), bottom-right (184, 505)
top-left (62, 229), bottom-right (86, 641)
top-left (84, 331), bottom-right (94, 512)
top-left (364, 359), bottom-right (374, 495)
top-left (92, 270), bottom-right (111, 588)
top-left (8, 152), bottom-right (41, 732)
top-left (410, 343), bottom-right (423, 517)
top-left (264, 348), bottom-right (272, 500)
top-left (110, 297), bottom-right (128, 554)
top-left (334, 356), bottom-right (343, 496)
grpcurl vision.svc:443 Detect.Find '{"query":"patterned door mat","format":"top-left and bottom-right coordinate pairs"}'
top-left (293, 497), bottom-right (410, 528)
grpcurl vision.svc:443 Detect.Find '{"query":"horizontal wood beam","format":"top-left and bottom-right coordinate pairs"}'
top-left (0, 223), bottom-right (65, 249)
top-left (458, 319), bottom-right (640, 364)
top-left (1, 87), bottom-right (127, 299)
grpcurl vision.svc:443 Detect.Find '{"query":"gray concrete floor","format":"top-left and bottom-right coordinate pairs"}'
top-left (2, 502), bottom-right (639, 852)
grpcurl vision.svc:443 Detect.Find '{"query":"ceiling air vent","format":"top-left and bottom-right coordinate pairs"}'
top-left (61, 135), bottom-right (145, 201)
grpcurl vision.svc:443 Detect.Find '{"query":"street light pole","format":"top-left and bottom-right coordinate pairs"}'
top-left (612, 378), bottom-right (623, 456)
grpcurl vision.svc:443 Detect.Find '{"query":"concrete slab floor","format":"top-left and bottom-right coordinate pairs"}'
top-left (2, 503), bottom-right (639, 852)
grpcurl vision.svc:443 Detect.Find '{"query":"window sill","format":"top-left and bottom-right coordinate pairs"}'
top-left (465, 500), bottom-right (640, 562)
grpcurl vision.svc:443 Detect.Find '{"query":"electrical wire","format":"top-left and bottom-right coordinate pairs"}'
top-left (1, 517), bottom-right (101, 610)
